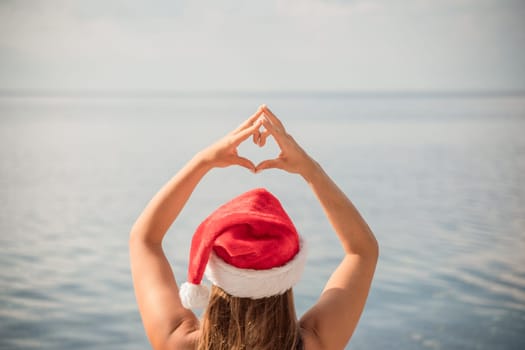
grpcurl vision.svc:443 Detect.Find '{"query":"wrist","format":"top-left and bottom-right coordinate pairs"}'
top-left (192, 150), bottom-right (215, 173)
top-left (300, 157), bottom-right (322, 183)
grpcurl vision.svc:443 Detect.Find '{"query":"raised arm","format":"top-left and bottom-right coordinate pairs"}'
top-left (129, 107), bottom-right (264, 350)
top-left (256, 106), bottom-right (379, 350)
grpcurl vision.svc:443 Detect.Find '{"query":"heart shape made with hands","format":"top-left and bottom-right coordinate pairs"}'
top-left (237, 124), bottom-right (281, 168)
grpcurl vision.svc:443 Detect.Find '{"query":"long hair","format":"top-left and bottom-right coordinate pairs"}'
top-left (198, 285), bottom-right (301, 350)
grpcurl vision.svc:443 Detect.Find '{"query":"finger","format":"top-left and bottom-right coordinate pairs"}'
top-left (232, 118), bottom-right (263, 146)
top-left (233, 106), bottom-right (264, 134)
top-left (252, 128), bottom-right (261, 145)
top-left (233, 156), bottom-right (256, 172)
top-left (234, 107), bottom-right (263, 134)
top-left (258, 129), bottom-right (271, 147)
top-left (260, 117), bottom-right (286, 150)
top-left (261, 105), bottom-right (285, 130)
top-left (255, 158), bottom-right (284, 173)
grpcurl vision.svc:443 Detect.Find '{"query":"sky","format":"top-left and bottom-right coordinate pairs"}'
top-left (0, 0), bottom-right (524, 92)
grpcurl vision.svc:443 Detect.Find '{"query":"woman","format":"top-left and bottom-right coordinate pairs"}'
top-left (129, 105), bottom-right (379, 350)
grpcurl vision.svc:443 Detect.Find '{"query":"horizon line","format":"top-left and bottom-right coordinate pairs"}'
top-left (1, 88), bottom-right (524, 99)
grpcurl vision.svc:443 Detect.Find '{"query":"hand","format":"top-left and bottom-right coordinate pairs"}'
top-left (198, 106), bottom-right (264, 172)
top-left (255, 105), bottom-right (317, 178)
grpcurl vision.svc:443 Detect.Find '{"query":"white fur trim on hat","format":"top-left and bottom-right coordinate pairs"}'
top-left (179, 282), bottom-right (210, 309)
top-left (204, 239), bottom-right (307, 299)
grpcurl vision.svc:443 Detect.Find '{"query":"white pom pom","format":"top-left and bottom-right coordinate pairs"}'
top-left (179, 282), bottom-right (210, 309)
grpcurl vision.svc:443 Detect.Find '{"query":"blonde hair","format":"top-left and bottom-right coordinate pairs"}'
top-left (198, 285), bottom-right (301, 350)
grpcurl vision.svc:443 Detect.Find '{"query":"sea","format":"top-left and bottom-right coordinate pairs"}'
top-left (0, 92), bottom-right (524, 349)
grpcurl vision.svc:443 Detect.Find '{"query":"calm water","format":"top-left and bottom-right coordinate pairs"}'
top-left (1, 94), bottom-right (524, 349)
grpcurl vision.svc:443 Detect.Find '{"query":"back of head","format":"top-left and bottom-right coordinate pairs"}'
top-left (198, 285), bottom-right (301, 350)
top-left (180, 188), bottom-right (307, 309)
top-left (180, 188), bottom-right (306, 349)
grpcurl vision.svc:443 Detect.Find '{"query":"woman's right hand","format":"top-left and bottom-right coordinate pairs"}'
top-left (255, 105), bottom-right (318, 180)
top-left (257, 108), bottom-right (378, 350)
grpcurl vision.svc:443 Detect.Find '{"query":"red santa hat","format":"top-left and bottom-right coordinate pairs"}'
top-left (179, 188), bottom-right (307, 309)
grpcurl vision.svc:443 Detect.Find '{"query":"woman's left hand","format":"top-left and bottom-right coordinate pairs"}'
top-left (197, 106), bottom-right (265, 172)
